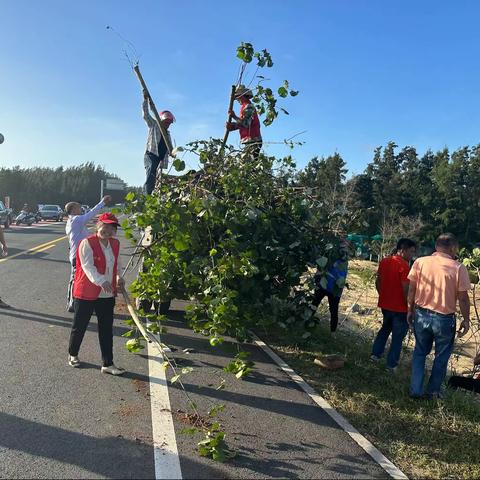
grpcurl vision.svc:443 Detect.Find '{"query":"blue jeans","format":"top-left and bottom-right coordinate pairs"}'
top-left (410, 307), bottom-right (456, 396)
top-left (371, 309), bottom-right (409, 368)
top-left (144, 152), bottom-right (161, 195)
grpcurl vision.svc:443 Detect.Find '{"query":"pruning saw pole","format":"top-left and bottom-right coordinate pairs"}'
top-left (220, 85), bottom-right (237, 155)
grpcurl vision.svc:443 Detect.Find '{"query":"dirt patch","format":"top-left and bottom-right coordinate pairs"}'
top-left (114, 403), bottom-right (138, 419)
top-left (174, 409), bottom-right (212, 429)
top-left (133, 378), bottom-right (151, 400)
top-left (115, 297), bottom-right (130, 315)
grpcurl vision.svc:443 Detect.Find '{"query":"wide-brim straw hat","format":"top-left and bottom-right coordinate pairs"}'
top-left (234, 84), bottom-right (254, 99)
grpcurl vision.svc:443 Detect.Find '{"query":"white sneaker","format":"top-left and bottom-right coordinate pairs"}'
top-left (101, 364), bottom-right (125, 376)
top-left (68, 355), bottom-right (81, 368)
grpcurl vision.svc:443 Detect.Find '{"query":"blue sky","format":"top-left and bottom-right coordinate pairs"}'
top-left (1, 0), bottom-right (480, 186)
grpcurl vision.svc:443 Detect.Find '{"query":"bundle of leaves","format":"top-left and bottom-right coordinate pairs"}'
top-left (123, 139), bottom-right (345, 345)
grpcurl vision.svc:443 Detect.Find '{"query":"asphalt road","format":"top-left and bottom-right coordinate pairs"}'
top-left (0, 221), bottom-right (390, 479)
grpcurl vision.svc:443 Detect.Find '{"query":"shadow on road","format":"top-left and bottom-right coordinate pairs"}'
top-left (2, 307), bottom-right (130, 337)
top-left (0, 411), bottom-right (155, 478)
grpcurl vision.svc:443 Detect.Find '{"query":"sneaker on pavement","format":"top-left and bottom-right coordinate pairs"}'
top-left (101, 364), bottom-right (125, 376)
top-left (68, 355), bottom-right (81, 368)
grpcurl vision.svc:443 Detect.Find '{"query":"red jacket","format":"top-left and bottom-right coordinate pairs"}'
top-left (73, 234), bottom-right (120, 300)
top-left (238, 101), bottom-right (261, 143)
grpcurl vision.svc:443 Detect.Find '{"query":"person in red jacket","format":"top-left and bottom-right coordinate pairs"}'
top-left (226, 84), bottom-right (262, 158)
top-left (67, 212), bottom-right (125, 375)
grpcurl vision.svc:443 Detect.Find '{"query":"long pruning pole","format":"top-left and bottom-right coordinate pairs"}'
top-left (120, 284), bottom-right (151, 343)
top-left (133, 64), bottom-right (173, 188)
top-left (220, 85), bottom-right (237, 154)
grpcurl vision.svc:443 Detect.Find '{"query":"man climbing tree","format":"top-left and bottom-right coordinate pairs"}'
top-left (142, 89), bottom-right (175, 194)
top-left (226, 84), bottom-right (262, 158)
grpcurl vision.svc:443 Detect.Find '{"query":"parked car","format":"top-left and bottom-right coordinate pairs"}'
top-left (38, 204), bottom-right (64, 222)
top-left (0, 201), bottom-right (13, 228)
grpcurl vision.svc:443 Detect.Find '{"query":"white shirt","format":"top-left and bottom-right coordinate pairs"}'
top-left (66, 200), bottom-right (105, 263)
top-left (78, 238), bottom-right (122, 298)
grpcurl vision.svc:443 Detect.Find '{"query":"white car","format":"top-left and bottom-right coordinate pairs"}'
top-left (39, 205), bottom-right (64, 222)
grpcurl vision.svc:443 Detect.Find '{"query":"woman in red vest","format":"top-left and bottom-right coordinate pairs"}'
top-left (68, 212), bottom-right (125, 375)
top-left (226, 84), bottom-right (262, 158)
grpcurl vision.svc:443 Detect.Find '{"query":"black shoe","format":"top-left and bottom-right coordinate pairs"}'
top-left (67, 305), bottom-right (74, 313)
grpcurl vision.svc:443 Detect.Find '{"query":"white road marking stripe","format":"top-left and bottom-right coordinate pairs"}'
top-left (147, 341), bottom-right (182, 479)
top-left (252, 334), bottom-right (408, 480)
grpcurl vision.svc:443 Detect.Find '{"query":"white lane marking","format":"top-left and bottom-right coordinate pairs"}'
top-left (147, 341), bottom-right (182, 479)
top-left (10, 221), bottom-right (64, 229)
top-left (251, 334), bottom-right (408, 480)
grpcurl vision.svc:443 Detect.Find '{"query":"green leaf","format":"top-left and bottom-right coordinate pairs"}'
top-left (289, 90), bottom-right (299, 96)
top-left (125, 191), bottom-right (135, 201)
top-left (208, 404), bottom-right (225, 417)
top-left (174, 237), bottom-right (189, 251)
top-left (173, 158), bottom-right (186, 172)
top-left (278, 86), bottom-right (288, 98)
top-left (316, 256), bottom-right (328, 268)
top-left (209, 248), bottom-right (218, 256)
top-left (170, 374), bottom-right (181, 383)
top-left (209, 336), bottom-right (222, 347)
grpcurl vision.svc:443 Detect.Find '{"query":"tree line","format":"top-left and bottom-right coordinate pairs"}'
top-left (295, 141), bottom-right (480, 248)
top-left (0, 163), bottom-right (133, 211)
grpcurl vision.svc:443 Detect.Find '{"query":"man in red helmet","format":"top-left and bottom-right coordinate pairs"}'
top-left (226, 84), bottom-right (262, 158)
top-left (142, 90), bottom-right (175, 194)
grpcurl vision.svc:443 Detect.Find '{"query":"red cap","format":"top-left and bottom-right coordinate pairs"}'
top-left (97, 212), bottom-right (120, 226)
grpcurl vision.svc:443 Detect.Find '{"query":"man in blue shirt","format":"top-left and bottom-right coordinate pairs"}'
top-left (312, 240), bottom-right (352, 332)
top-left (65, 195), bottom-right (111, 312)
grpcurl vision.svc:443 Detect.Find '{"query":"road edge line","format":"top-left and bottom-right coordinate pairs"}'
top-left (251, 333), bottom-right (408, 480)
top-left (147, 341), bottom-right (183, 480)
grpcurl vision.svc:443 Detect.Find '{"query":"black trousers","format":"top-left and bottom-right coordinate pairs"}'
top-left (66, 258), bottom-right (76, 310)
top-left (312, 287), bottom-right (342, 332)
top-left (448, 375), bottom-right (480, 393)
top-left (68, 297), bottom-right (115, 367)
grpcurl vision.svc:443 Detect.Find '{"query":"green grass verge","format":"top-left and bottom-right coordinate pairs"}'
top-left (268, 323), bottom-right (480, 479)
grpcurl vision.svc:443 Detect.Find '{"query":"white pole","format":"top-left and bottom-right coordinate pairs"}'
top-left (100, 179), bottom-right (104, 199)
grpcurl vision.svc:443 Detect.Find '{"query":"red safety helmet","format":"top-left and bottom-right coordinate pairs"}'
top-left (160, 110), bottom-right (175, 124)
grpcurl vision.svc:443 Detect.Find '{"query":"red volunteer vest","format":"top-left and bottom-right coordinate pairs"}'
top-left (73, 235), bottom-right (120, 300)
top-left (239, 101), bottom-right (261, 142)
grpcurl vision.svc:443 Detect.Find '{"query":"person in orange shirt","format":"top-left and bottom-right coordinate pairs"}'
top-left (407, 233), bottom-right (471, 399)
top-left (371, 238), bottom-right (417, 371)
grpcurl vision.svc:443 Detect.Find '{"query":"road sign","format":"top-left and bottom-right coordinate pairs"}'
top-left (105, 178), bottom-right (126, 191)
